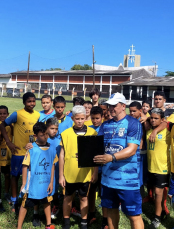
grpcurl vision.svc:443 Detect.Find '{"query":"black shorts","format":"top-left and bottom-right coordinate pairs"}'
top-left (22, 193), bottom-right (53, 208)
top-left (64, 182), bottom-right (90, 197)
top-left (148, 172), bottom-right (170, 188)
top-left (1, 165), bottom-right (10, 174)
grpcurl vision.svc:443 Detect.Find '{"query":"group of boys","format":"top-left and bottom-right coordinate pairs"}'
top-left (0, 89), bottom-right (174, 229)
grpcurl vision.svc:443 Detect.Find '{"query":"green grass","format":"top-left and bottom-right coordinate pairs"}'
top-left (0, 97), bottom-right (174, 228)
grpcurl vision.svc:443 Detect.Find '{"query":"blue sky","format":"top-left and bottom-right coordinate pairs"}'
top-left (0, 0), bottom-right (173, 76)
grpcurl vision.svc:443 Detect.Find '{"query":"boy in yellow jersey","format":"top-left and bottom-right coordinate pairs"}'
top-left (17, 122), bottom-right (57, 229)
top-left (142, 100), bottom-right (151, 117)
top-left (0, 92), bottom-right (40, 213)
top-left (146, 108), bottom-right (171, 229)
top-left (59, 105), bottom-right (98, 229)
top-left (0, 106), bottom-right (12, 211)
top-left (83, 101), bottom-right (93, 126)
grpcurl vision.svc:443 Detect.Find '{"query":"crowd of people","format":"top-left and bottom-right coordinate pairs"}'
top-left (0, 88), bottom-right (174, 229)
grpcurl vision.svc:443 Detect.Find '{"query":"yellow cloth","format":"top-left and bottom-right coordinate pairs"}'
top-left (146, 128), bottom-right (171, 174)
top-left (13, 109), bottom-right (40, 156)
top-left (146, 112), bottom-right (150, 117)
top-left (84, 119), bottom-right (93, 126)
top-left (167, 114), bottom-right (174, 122)
top-left (61, 126), bottom-right (97, 183)
top-left (0, 122), bottom-right (12, 166)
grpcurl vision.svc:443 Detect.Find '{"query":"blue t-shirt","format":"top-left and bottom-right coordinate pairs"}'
top-left (89, 125), bottom-right (100, 133)
top-left (67, 112), bottom-right (73, 117)
top-left (58, 116), bottom-right (73, 136)
top-left (99, 115), bottom-right (142, 190)
top-left (38, 110), bottom-right (56, 123)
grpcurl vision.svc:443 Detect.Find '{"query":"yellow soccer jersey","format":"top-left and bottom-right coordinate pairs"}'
top-left (5, 109), bottom-right (40, 156)
top-left (61, 126), bottom-right (97, 183)
top-left (146, 112), bottom-right (150, 117)
top-left (167, 114), bottom-right (174, 123)
top-left (0, 122), bottom-right (12, 166)
top-left (146, 128), bottom-right (171, 174)
top-left (84, 119), bottom-right (93, 127)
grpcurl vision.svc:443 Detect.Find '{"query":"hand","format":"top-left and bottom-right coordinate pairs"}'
top-left (47, 182), bottom-right (53, 195)
top-left (93, 154), bottom-right (112, 164)
top-left (91, 172), bottom-right (98, 184)
top-left (149, 130), bottom-right (157, 142)
top-left (20, 184), bottom-right (26, 193)
top-left (25, 143), bottom-right (33, 150)
top-left (7, 142), bottom-right (20, 154)
top-left (140, 112), bottom-right (148, 123)
top-left (59, 175), bottom-right (66, 188)
top-left (65, 111), bottom-right (71, 115)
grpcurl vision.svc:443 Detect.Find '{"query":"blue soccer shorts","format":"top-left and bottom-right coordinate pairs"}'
top-left (101, 185), bottom-right (142, 216)
top-left (11, 155), bottom-right (24, 177)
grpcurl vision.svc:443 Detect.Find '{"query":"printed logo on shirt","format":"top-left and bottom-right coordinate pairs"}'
top-left (39, 158), bottom-right (49, 170)
top-left (118, 128), bottom-right (125, 137)
top-left (22, 122), bottom-right (25, 125)
top-left (149, 142), bottom-right (155, 150)
top-left (24, 152), bottom-right (28, 160)
top-left (158, 134), bottom-right (162, 139)
top-left (105, 144), bottom-right (123, 155)
top-left (1, 148), bottom-right (7, 157)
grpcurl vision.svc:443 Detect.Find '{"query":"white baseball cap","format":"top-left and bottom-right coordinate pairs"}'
top-left (106, 92), bottom-right (126, 105)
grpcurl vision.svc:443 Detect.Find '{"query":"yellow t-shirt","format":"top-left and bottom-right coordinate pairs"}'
top-left (146, 128), bottom-right (171, 174)
top-left (167, 114), bottom-right (174, 123)
top-left (0, 122), bottom-right (12, 166)
top-left (12, 109), bottom-right (40, 156)
top-left (61, 126), bottom-right (97, 183)
top-left (84, 119), bottom-right (93, 126)
top-left (146, 112), bottom-right (150, 117)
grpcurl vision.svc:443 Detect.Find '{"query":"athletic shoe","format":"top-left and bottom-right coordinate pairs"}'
top-left (70, 207), bottom-right (81, 217)
top-left (11, 203), bottom-right (19, 215)
top-left (0, 203), bottom-right (5, 212)
top-left (51, 205), bottom-right (59, 219)
top-left (161, 210), bottom-right (169, 221)
top-left (4, 193), bottom-right (11, 204)
top-left (32, 214), bottom-right (41, 227)
top-left (45, 225), bottom-right (55, 229)
top-left (149, 218), bottom-right (161, 229)
top-left (62, 224), bottom-right (71, 229)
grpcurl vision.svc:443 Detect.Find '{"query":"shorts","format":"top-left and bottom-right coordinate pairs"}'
top-left (64, 182), bottom-right (90, 197)
top-left (11, 155), bottom-right (24, 177)
top-left (140, 152), bottom-right (148, 186)
top-left (168, 173), bottom-right (174, 196)
top-left (90, 173), bottom-right (101, 190)
top-left (22, 193), bottom-right (53, 208)
top-left (148, 172), bottom-right (170, 189)
top-left (1, 165), bottom-right (10, 174)
top-left (101, 185), bottom-right (142, 216)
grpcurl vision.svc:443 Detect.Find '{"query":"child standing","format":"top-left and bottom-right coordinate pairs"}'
top-left (83, 101), bottom-right (93, 126)
top-left (0, 106), bottom-right (12, 211)
top-left (89, 88), bottom-right (101, 106)
top-left (17, 122), bottom-right (57, 229)
top-left (142, 100), bottom-right (152, 117)
top-left (39, 95), bottom-right (55, 122)
top-left (59, 105), bottom-right (98, 229)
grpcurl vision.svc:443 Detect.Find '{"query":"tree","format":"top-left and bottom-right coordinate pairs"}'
top-left (165, 71), bottom-right (174, 77)
top-left (71, 64), bottom-right (92, 70)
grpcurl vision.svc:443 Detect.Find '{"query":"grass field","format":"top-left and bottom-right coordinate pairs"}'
top-left (0, 97), bottom-right (174, 229)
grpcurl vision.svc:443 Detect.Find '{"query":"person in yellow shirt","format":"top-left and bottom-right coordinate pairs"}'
top-left (0, 106), bottom-right (12, 211)
top-left (59, 105), bottom-right (98, 229)
top-left (0, 92), bottom-right (40, 213)
top-left (83, 101), bottom-right (93, 126)
top-left (146, 108), bottom-right (171, 228)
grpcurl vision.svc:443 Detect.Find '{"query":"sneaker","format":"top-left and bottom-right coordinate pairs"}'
top-left (4, 193), bottom-right (11, 204)
top-left (62, 224), bottom-right (71, 229)
top-left (45, 225), bottom-right (55, 229)
top-left (161, 210), bottom-right (169, 221)
top-left (32, 214), bottom-right (41, 227)
top-left (0, 203), bottom-right (5, 212)
top-left (51, 205), bottom-right (59, 219)
top-left (11, 203), bottom-right (19, 215)
top-left (149, 218), bottom-right (161, 229)
top-left (70, 207), bottom-right (81, 217)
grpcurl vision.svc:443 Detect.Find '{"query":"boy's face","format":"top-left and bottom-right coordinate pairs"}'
top-left (150, 113), bottom-right (162, 128)
top-left (99, 105), bottom-right (108, 118)
top-left (129, 107), bottom-right (142, 119)
top-left (92, 94), bottom-right (99, 102)
top-left (47, 125), bottom-right (58, 138)
top-left (83, 104), bottom-right (92, 117)
top-left (41, 98), bottom-right (52, 111)
top-left (54, 102), bottom-right (65, 115)
top-left (142, 103), bottom-right (151, 114)
top-left (24, 97), bottom-right (36, 112)
top-left (35, 131), bottom-right (48, 145)
top-left (0, 109), bottom-right (9, 121)
top-left (72, 113), bottom-right (85, 129)
top-left (91, 114), bottom-right (102, 127)
top-left (154, 95), bottom-right (166, 108)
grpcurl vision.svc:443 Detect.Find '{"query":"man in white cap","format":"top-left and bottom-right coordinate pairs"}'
top-left (94, 93), bottom-right (144, 229)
